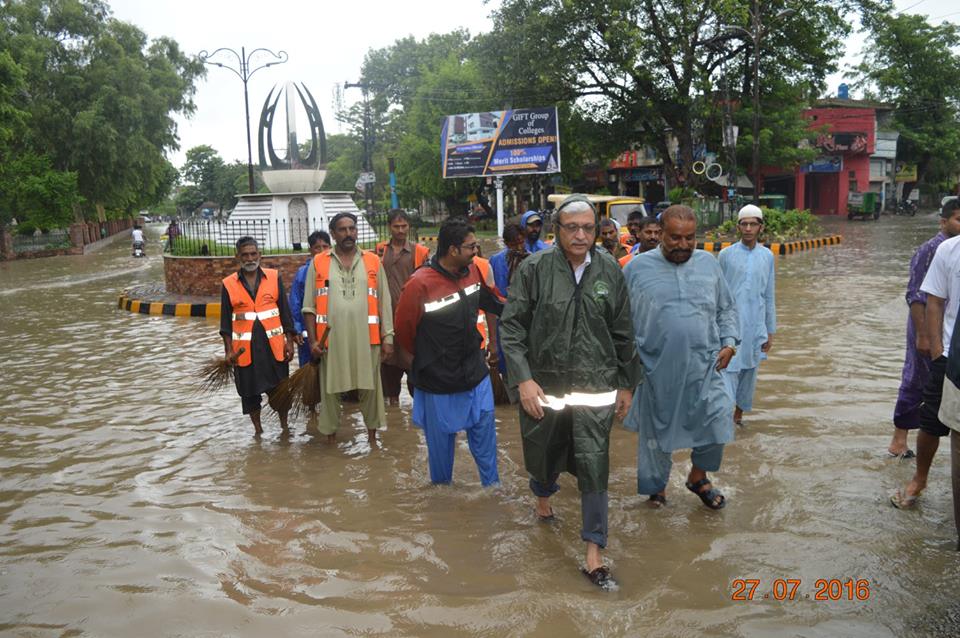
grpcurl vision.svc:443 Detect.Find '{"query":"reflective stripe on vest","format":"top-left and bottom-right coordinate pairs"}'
top-left (313, 250), bottom-right (382, 345)
top-left (222, 268), bottom-right (286, 367)
top-left (539, 391), bottom-right (618, 411)
top-left (473, 259), bottom-right (491, 350)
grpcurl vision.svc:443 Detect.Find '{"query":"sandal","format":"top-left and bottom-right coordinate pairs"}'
top-left (646, 494), bottom-right (667, 509)
top-left (581, 566), bottom-right (618, 591)
top-left (685, 476), bottom-right (726, 510)
top-left (890, 489), bottom-right (919, 509)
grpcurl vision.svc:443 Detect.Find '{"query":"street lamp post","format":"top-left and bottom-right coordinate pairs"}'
top-left (199, 47), bottom-right (288, 194)
top-left (723, 4), bottom-right (794, 205)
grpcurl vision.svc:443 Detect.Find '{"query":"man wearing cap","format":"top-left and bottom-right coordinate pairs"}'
top-left (520, 210), bottom-right (548, 254)
top-left (623, 205), bottom-right (739, 511)
top-left (501, 194), bottom-right (639, 590)
top-left (718, 204), bottom-right (777, 426)
top-left (302, 212), bottom-right (394, 445)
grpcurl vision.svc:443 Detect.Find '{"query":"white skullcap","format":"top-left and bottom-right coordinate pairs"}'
top-left (738, 204), bottom-right (763, 221)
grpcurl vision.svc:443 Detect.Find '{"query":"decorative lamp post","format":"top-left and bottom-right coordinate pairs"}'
top-left (198, 47), bottom-right (288, 194)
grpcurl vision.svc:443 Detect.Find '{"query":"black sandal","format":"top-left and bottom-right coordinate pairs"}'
top-left (685, 477), bottom-right (726, 510)
top-left (581, 566), bottom-right (618, 591)
top-left (647, 494), bottom-right (667, 508)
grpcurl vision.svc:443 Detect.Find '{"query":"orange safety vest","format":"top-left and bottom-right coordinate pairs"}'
top-left (222, 268), bottom-right (286, 367)
top-left (314, 250), bottom-right (382, 345)
top-left (376, 240), bottom-right (430, 269)
top-left (474, 256), bottom-right (492, 349)
top-left (618, 252), bottom-right (635, 269)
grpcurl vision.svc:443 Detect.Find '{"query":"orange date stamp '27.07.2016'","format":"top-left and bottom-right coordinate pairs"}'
top-left (731, 579), bottom-right (871, 601)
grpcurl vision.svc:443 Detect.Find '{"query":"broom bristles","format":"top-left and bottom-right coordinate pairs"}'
top-left (196, 347), bottom-right (245, 394)
top-left (489, 365), bottom-right (511, 405)
top-left (269, 327), bottom-right (328, 416)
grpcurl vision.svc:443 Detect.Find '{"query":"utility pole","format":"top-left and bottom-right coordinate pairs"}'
top-left (750, 0), bottom-right (761, 205)
top-left (344, 81), bottom-right (375, 216)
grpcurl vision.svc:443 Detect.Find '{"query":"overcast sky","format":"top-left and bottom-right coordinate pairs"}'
top-left (107, 0), bottom-right (958, 170)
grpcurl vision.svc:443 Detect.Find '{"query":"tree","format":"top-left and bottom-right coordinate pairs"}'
top-left (482, 0), bottom-right (854, 185)
top-left (0, 0), bottom-right (204, 218)
top-left (855, 11), bottom-right (960, 196)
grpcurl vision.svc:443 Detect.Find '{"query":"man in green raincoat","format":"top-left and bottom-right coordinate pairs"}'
top-left (501, 194), bottom-right (639, 591)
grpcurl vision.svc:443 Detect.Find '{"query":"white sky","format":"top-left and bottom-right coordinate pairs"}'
top-left (107, 0), bottom-right (958, 171)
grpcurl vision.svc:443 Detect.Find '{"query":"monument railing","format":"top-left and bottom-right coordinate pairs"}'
top-left (167, 216), bottom-right (390, 257)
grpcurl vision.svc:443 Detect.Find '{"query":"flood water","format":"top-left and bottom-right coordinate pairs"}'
top-left (1, 216), bottom-right (958, 637)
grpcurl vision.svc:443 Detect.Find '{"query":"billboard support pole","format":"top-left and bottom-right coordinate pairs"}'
top-left (495, 176), bottom-right (505, 240)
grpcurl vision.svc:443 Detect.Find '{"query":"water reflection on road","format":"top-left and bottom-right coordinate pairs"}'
top-left (0, 218), bottom-right (957, 636)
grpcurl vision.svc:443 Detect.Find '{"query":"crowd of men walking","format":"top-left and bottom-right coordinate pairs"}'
top-left (214, 195), bottom-right (960, 589)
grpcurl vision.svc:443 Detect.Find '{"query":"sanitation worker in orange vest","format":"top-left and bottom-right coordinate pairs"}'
top-left (220, 236), bottom-right (296, 437)
top-left (302, 212), bottom-right (394, 445)
top-left (376, 209), bottom-right (430, 406)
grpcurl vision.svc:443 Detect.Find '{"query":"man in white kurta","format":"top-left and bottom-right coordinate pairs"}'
top-left (623, 206), bottom-right (739, 509)
top-left (719, 204), bottom-right (776, 425)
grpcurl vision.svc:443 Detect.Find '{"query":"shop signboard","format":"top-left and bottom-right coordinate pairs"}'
top-left (895, 162), bottom-right (918, 182)
top-left (802, 155), bottom-right (843, 173)
top-left (441, 107), bottom-right (561, 178)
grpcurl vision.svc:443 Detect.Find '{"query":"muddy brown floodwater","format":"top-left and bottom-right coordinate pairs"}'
top-left (1, 216), bottom-right (958, 637)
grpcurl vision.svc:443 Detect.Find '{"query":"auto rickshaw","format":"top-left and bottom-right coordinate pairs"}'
top-left (847, 191), bottom-right (880, 220)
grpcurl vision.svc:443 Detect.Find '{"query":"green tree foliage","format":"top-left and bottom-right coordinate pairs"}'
top-left (176, 146), bottom-right (260, 215)
top-left (484, 0), bottom-right (852, 186)
top-left (0, 0), bottom-right (204, 221)
top-left (855, 11), bottom-right (960, 194)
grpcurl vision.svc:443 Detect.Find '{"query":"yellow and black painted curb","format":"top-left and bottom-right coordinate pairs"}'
top-left (118, 295), bottom-right (221, 318)
top-left (698, 235), bottom-right (842, 255)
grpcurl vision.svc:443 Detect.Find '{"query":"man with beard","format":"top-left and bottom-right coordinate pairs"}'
top-left (718, 205), bottom-right (777, 426)
top-left (394, 218), bottom-right (503, 487)
top-left (501, 194), bottom-right (638, 590)
top-left (302, 213), bottom-right (394, 445)
top-left (599, 218), bottom-right (628, 260)
top-left (220, 236), bottom-right (296, 436)
top-left (623, 206), bottom-right (739, 510)
top-left (520, 210), bottom-right (548, 254)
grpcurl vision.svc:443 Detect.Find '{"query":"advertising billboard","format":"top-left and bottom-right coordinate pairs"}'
top-left (441, 107), bottom-right (561, 178)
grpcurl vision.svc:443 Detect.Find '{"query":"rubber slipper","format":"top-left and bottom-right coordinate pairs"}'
top-left (535, 508), bottom-right (555, 522)
top-left (890, 489), bottom-right (919, 509)
top-left (887, 449), bottom-right (916, 460)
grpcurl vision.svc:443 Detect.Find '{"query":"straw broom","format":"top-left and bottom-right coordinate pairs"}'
top-left (489, 363), bottom-right (511, 405)
top-left (270, 327), bottom-right (328, 417)
top-left (197, 347), bottom-right (245, 393)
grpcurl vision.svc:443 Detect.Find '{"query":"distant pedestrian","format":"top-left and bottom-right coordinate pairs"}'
top-left (619, 216), bottom-right (661, 267)
top-left (394, 218), bottom-right (503, 486)
top-left (888, 200), bottom-right (960, 458)
top-left (719, 204), bottom-right (777, 426)
top-left (219, 237), bottom-right (296, 436)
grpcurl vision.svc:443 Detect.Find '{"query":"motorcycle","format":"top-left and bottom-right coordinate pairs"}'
top-left (895, 200), bottom-right (917, 216)
top-left (132, 240), bottom-right (146, 258)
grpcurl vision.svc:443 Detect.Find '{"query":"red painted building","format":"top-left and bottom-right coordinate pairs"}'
top-left (760, 99), bottom-right (892, 215)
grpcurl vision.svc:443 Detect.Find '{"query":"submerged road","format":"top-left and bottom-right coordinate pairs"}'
top-left (0, 216), bottom-right (957, 637)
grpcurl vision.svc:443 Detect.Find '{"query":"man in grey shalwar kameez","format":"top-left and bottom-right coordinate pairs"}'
top-left (622, 206), bottom-right (739, 509)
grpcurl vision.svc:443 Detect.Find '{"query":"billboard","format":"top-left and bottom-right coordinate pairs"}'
top-left (441, 107), bottom-right (561, 178)
top-left (802, 155), bottom-right (843, 173)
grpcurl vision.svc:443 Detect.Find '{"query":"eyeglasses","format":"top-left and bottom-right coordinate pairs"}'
top-left (559, 222), bottom-right (597, 235)
top-left (458, 242), bottom-right (479, 251)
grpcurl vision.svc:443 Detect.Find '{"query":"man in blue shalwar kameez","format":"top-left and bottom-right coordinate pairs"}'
top-left (718, 204), bottom-right (776, 426)
top-left (623, 205), bottom-right (739, 509)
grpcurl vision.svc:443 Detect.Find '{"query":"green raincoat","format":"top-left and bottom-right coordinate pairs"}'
top-left (501, 244), bottom-right (640, 493)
